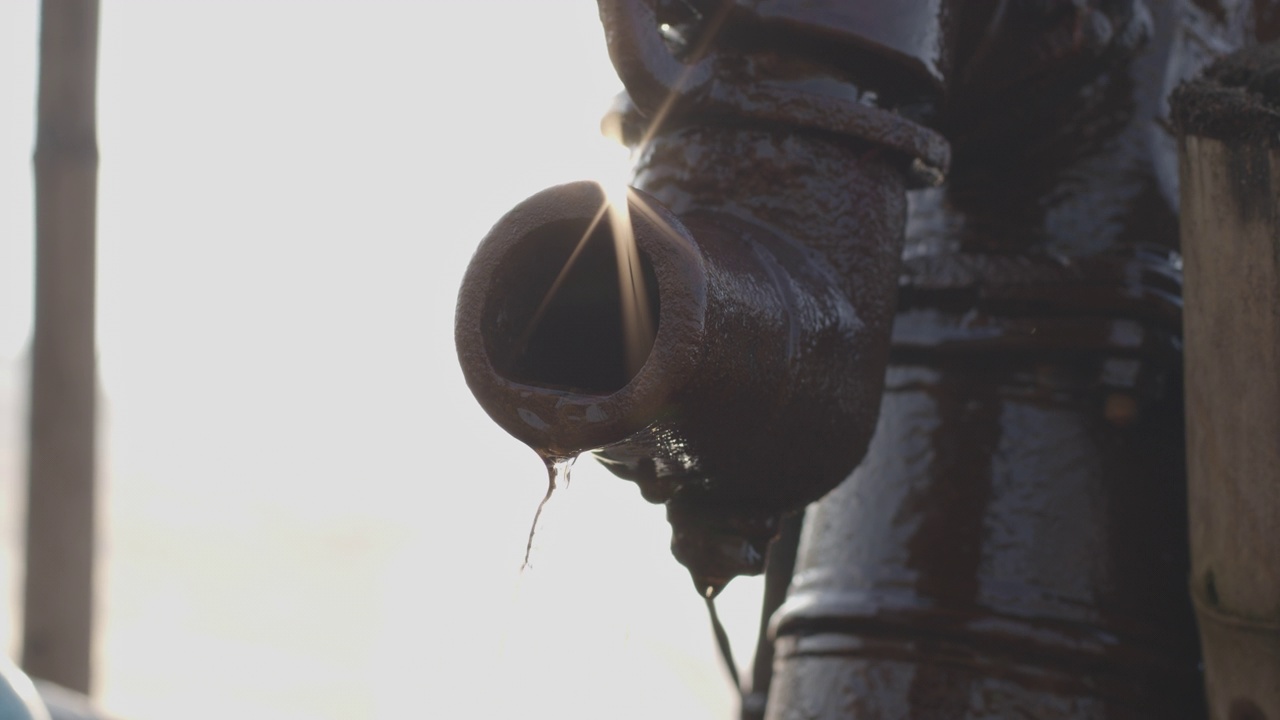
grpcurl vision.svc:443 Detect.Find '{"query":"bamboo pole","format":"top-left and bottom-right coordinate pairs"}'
top-left (23, 0), bottom-right (100, 695)
top-left (1175, 43), bottom-right (1280, 720)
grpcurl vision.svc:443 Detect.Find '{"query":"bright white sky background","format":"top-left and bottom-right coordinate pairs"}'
top-left (0, 2), bottom-right (764, 718)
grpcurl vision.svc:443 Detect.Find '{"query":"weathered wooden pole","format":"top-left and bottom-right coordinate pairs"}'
top-left (23, 0), bottom-right (100, 695)
top-left (1175, 43), bottom-right (1280, 720)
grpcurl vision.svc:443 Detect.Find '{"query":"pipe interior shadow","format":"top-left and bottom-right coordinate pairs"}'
top-left (482, 217), bottom-right (661, 396)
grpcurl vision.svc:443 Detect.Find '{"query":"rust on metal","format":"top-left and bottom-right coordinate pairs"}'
top-left (458, 0), bottom-right (940, 597)
top-left (455, 0), bottom-right (1280, 716)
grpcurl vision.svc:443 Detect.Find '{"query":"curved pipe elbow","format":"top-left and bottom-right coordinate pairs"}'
top-left (457, 151), bottom-right (904, 593)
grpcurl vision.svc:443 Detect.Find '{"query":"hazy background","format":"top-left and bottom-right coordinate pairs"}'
top-left (0, 2), bottom-right (765, 718)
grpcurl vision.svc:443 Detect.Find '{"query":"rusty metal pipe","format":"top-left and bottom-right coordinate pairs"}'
top-left (754, 1), bottom-right (1271, 716)
top-left (456, 122), bottom-right (912, 594)
top-left (455, 0), bottom-right (1280, 715)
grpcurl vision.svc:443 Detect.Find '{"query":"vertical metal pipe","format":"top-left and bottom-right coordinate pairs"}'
top-left (766, 354), bottom-right (1200, 718)
top-left (762, 1), bottom-right (1213, 715)
top-left (24, 0), bottom-right (100, 694)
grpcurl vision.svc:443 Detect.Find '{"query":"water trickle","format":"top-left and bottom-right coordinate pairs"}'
top-left (705, 596), bottom-right (743, 695)
top-left (520, 454), bottom-right (578, 571)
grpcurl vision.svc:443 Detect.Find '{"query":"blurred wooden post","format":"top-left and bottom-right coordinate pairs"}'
top-left (23, 0), bottom-right (100, 695)
top-left (1175, 44), bottom-right (1280, 720)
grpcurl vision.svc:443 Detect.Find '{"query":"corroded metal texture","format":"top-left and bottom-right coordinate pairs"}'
top-left (458, 0), bottom-right (945, 596)
top-left (596, 0), bottom-right (951, 180)
top-left (621, 125), bottom-right (909, 595)
top-left (456, 123), bottom-right (914, 595)
top-left (457, 0), bottom-right (1280, 714)
top-left (764, 1), bottom-right (1280, 718)
top-left (768, 360), bottom-right (1196, 718)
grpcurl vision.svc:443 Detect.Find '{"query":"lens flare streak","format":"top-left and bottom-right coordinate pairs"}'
top-left (604, 185), bottom-right (655, 379)
top-left (519, 150), bottom-right (657, 386)
top-left (518, 2), bottom-right (736, 387)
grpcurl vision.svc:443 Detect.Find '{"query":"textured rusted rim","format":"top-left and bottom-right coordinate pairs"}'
top-left (456, 181), bottom-right (709, 456)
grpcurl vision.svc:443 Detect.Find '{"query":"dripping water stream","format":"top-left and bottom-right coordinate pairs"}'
top-left (521, 454), bottom-right (578, 571)
top-left (706, 595), bottom-right (745, 700)
top-left (517, 452), bottom-right (747, 706)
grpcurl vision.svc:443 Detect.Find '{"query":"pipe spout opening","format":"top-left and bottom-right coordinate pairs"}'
top-left (457, 181), bottom-right (707, 457)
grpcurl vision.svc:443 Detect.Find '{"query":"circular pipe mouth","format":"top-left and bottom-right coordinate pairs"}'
top-left (456, 181), bottom-right (708, 456)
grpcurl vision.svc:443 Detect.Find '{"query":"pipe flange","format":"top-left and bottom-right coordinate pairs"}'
top-left (597, 0), bottom-right (951, 185)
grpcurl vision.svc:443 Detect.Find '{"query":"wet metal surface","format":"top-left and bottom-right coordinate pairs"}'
top-left (769, 362), bottom-right (1197, 718)
top-left (458, 0), bottom-right (947, 596)
top-left (457, 123), bottom-right (914, 595)
top-left (765, 1), bottom-right (1280, 718)
top-left (455, 0), bottom-right (1280, 716)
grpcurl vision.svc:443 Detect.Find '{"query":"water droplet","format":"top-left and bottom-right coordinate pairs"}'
top-left (695, 574), bottom-right (729, 600)
top-left (520, 454), bottom-right (578, 571)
